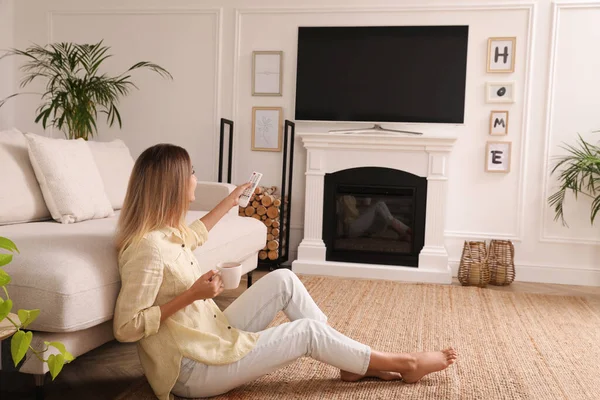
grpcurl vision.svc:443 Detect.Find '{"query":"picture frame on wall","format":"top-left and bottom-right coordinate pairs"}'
top-left (252, 51), bottom-right (283, 96)
top-left (487, 37), bottom-right (516, 73)
top-left (485, 141), bottom-right (512, 173)
top-left (489, 110), bottom-right (509, 135)
top-left (252, 106), bottom-right (283, 152)
top-left (485, 82), bottom-right (515, 103)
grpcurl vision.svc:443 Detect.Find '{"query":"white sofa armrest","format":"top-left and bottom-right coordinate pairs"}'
top-left (190, 181), bottom-right (239, 217)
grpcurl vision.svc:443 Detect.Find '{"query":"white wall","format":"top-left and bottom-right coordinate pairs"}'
top-left (8, 0), bottom-right (600, 285)
top-left (0, 0), bottom-right (15, 129)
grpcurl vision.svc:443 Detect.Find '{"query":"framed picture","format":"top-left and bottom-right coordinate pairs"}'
top-left (252, 51), bottom-right (283, 96)
top-left (487, 37), bottom-right (516, 73)
top-left (485, 141), bottom-right (512, 173)
top-left (489, 110), bottom-right (509, 135)
top-left (252, 107), bottom-right (283, 152)
top-left (486, 82), bottom-right (515, 103)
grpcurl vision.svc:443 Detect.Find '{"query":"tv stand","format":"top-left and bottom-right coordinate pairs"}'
top-left (329, 124), bottom-right (423, 135)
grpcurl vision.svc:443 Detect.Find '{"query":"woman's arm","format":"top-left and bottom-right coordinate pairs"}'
top-left (113, 239), bottom-right (226, 338)
top-left (159, 269), bottom-right (224, 321)
top-left (159, 291), bottom-right (195, 322)
top-left (113, 239), bottom-right (164, 343)
top-left (200, 183), bottom-right (251, 232)
top-left (186, 183), bottom-right (252, 251)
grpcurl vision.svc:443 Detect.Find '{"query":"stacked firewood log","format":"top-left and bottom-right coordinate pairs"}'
top-left (238, 186), bottom-right (283, 261)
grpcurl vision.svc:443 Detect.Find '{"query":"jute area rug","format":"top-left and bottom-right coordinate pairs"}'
top-left (117, 275), bottom-right (600, 399)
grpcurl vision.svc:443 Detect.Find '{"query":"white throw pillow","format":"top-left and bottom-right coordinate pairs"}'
top-left (0, 129), bottom-right (51, 225)
top-left (25, 133), bottom-right (114, 224)
top-left (87, 139), bottom-right (135, 210)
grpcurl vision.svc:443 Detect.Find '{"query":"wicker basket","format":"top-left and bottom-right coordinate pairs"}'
top-left (458, 241), bottom-right (490, 288)
top-left (488, 240), bottom-right (515, 286)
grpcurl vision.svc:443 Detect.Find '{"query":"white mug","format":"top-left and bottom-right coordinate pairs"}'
top-left (216, 262), bottom-right (242, 290)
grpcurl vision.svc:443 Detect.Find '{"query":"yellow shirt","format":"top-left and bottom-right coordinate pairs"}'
top-left (113, 220), bottom-right (260, 400)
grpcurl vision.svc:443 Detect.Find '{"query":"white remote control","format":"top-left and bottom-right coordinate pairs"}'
top-left (238, 171), bottom-right (263, 208)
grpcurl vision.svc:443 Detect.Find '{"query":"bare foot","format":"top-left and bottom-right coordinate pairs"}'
top-left (340, 370), bottom-right (403, 382)
top-left (391, 220), bottom-right (412, 242)
top-left (400, 348), bottom-right (457, 384)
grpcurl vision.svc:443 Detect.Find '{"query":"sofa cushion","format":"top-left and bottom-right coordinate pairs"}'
top-left (0, 129), bottom-right (51, 225)
top-left (0, 211), bottom-right (266, 332)
top-left (25, 133), bottom-right (114, 224)
top-left (190, 213), bottom-right (268, 275)
top-left (87, 139), bottom-right (135, 210)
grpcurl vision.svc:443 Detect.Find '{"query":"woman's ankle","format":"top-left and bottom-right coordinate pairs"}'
top-left (368, 350), bottom-right (418, 374)
top-left (394, 353), bottom-right (417, 374)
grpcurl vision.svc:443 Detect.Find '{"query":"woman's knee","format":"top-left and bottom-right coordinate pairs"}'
top-left (374, 201), bottom-right (389, 213)
top-left (374, 201), bottom-right (394, 220)
top-left (264, 269), bottom-right (298, 300)
top-left (268, 268), bottom-right (297, 286)
top-left (272, 267), bottom-right (295, 278)
top-left (293, 319), bottom-right (331, 356)
top-left (292, 318), bottom-right (328, 334)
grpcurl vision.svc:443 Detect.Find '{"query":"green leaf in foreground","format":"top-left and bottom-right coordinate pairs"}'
top-left (18, 309), bottom-right (41, 329)
top-left (0, 253), bottom-right (13, 267)
top-left (48, 353), bottom-right (66, 380)
top-left (0, 298), bottom-right (13, 320)
top-left (0, 237), bottom-right (18, 253)
top-left (11, 330), bottom-right (32, 366)
top-left (45, 341), bottom-right (75, 362)
top-left (0, 269), bottom-right (11, 285)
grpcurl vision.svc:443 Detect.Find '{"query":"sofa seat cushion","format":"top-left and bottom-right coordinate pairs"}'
top-left (0, 211), bottom-right (266, 333)
top-left (1, 215), bottom-right (121, 332)
top-left (190, 213), bottom-right (267, 275)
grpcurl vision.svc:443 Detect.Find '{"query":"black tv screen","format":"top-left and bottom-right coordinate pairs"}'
top-left (294, 26), bottom-right (469, 124)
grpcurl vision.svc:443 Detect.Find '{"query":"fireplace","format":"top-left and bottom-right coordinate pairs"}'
top-left (323, 167), bottom-right (427, 267)
top-left (292, 131), bottom-right (456, 284)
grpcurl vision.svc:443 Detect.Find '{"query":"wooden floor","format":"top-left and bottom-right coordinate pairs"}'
top-left (2, 268), bottom-right (599, 400)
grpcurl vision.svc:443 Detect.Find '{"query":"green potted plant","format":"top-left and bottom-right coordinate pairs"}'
top-left (0, 236), bottom-right (72, 379)
top-left (0, 41), bottom-right (172, 140)
top-left (548, 132), bottom-right (600, 226)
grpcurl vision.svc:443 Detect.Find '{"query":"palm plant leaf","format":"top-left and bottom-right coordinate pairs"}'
top-left (125, 61), bottom-right (173, 79)
top-left (0, 93), bottom-right (20, 108)
top-left (0, 40), bottom-right (172, 140)
top-left (549, 134), bottom-right (600, 226)
top-left (592, 195), bottom-right (600, 224)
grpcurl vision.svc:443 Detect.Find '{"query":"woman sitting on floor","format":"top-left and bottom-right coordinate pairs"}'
top-left (113, 143), bottom-right (457, 400)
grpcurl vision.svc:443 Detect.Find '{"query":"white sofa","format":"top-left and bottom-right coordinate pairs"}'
top-left (0, 129), bottom-right (267, 387)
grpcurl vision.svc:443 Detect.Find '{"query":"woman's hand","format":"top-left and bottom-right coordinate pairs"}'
top-left (159, 270), bottom-right (223, 322)
top-left (228, 183), bottom-right (252, 207)
top-left (187, 270), bottom-right (224, 301)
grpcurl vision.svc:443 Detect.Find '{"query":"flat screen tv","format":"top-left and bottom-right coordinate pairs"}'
top-left (294, 25), bottom-right (469, 124)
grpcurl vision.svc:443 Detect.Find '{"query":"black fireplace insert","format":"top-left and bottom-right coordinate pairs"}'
top-left (322, 167), bottom-right (427, 267)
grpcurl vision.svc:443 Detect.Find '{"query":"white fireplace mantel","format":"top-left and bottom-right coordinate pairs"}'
top-left (291, 131), bottom-right (457, 284)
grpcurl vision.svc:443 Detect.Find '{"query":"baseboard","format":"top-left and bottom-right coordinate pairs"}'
top-left (286, 257), bottom-right (600, 287)
top-left (450, 261), bottom-right (600, 287)
top-left (292, 259), bottom-right (452, 284)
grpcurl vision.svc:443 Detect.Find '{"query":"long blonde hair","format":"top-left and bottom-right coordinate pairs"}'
top-left (116, 143), bottom-right (193, 256)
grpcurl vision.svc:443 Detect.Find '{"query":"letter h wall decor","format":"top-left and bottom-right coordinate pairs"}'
top-left (487, 37), bottom-right (516, 73)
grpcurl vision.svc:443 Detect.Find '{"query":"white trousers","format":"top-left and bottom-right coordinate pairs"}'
top-left (171, 269), bottom-right (371, 398)
top-left (348, 201), bottom-right (411, 238)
